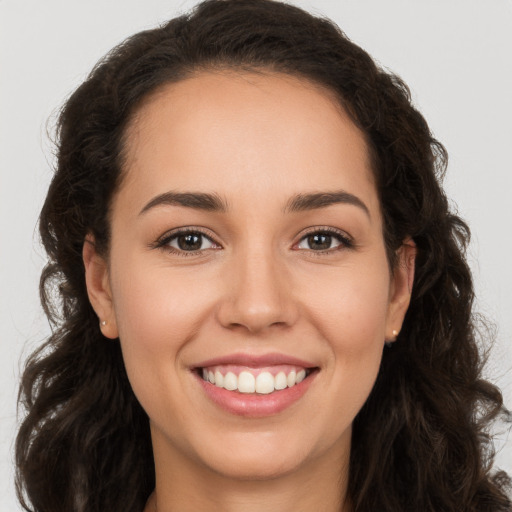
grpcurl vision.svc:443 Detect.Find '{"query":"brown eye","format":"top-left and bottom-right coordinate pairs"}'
top-left (305, 233), bottom-right (333, 250)
top-left (176, 233), bottom-right (203, 251)
top-left (167, 231), bottom-right (217, 252)
top-left (296, 230), bottom-right (352, 252)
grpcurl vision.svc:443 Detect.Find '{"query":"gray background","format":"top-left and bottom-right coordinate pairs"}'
top-left (1, 0), bottom-right (511, 509)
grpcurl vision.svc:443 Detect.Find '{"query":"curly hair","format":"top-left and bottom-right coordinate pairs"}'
top-left (16, 1), bottom-right (511, 511)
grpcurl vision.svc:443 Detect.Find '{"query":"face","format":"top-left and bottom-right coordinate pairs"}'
top-left (84, 71), bottom-right (413, 483)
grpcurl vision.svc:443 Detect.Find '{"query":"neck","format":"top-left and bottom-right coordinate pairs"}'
top-left (148, 426), bottom-right (352, 512)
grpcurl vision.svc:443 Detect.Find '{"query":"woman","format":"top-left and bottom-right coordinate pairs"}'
top-left (15, 0), bottom-right (511, 510)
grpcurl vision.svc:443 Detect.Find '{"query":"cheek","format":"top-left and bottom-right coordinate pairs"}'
top-left (300, 259), bottom-right (391, 349)
top-left (298, 258), bottom-right (390, 411)
top-left (111, 257), bottom-right (213, 351)
top-left (108, 254), bottom-right (218, 410)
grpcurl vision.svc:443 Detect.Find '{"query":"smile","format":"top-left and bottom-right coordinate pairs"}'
top-left (199, 365), bottom-right (312, 394)
top-left (192, 355), bottom-right (319, 417)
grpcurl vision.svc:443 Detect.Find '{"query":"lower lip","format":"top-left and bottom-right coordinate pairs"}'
top-left (195, 371), bottom-right (317, 417)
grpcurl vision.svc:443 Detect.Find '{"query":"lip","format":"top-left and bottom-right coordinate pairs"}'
top-left (193, 352), bottom-right (317, 369)
top-left (192, 352), bottom-right (319, 417)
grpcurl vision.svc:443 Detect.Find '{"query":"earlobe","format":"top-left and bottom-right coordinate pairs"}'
top-left (82, 235), bottom-right (119, 339)
top-left (385, 239), bottom-right (416, 342)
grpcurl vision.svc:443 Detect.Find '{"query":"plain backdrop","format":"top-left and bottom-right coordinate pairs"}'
top-left (1, 0), bottom-right (511, 509)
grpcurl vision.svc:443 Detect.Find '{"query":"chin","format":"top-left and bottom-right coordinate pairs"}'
top-left (205, 449), bottom-right (305, 481)
top-left (192, 428), bottom-right (323, 482)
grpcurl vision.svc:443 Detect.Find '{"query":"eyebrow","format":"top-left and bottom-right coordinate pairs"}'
top-left (139, 191), bottom-right (229, 215)
top-left (139, 189), bottom-right (370, 218)
top-left (284, 191), bottom-right (370, 218)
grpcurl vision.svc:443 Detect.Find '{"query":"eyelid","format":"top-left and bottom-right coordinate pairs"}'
top-left (293, 226), bottom-right (354, 252)
top-left (153, 226), bottom-right (222, 254)
top-left (151, 225), bottom-right (354, 256)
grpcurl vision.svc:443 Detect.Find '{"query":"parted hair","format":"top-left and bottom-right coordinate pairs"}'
top-left (16, 1), bottom-right (511, 511)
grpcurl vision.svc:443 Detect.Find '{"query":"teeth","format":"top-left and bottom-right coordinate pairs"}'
top-left (255, 372), bottom-right (275, 394)
top-left (214, 370), bottom-right (224, 387)
top-left (223, 372), bottom-right (238, 391)
top-left (275, 371), bottom-right (288, 390)
top-left (238, 371), bottom-right (255, 393)
top-left (201, 367), bottom-right (311, 394)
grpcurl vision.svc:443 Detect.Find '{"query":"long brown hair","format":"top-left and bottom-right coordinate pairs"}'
top-left (16, 1), bottom-right (511, 510)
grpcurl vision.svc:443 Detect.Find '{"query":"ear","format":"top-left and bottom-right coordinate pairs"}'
top-left (82, 235), bottom-right (119, 339)
top-left (385, 239), bottom-right (416, 343)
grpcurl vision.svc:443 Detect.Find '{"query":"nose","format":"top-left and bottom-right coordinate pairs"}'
top-left (216, 245), bottom-right (299, 334)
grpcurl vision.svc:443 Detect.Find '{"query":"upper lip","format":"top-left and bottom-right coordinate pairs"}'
top-left (193, 352), bottom-right (317, 369)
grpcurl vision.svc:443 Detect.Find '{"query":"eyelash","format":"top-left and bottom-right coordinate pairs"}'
top-left (153, 227), bottom-right (219, 258)
top-left (295, 227), bottom-right (354, 255)
top-left (153, 226), bottom-right (354, 257)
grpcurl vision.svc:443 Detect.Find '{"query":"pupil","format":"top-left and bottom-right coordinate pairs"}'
top-left (308, 233), bottom-right (331, 250)
top-left (178, 234), bottom-right (202, 251)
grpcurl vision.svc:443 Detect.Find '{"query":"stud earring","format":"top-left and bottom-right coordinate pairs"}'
top-left (100, 320), bottom-right (108, 327)
top-left (392, 329), bottom-right (399, 337)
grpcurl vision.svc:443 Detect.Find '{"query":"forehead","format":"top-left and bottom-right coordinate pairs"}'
top-left (117, 70), bottom-right (378, 216)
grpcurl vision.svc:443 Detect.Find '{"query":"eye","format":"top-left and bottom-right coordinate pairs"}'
top-left (296, 229), bottom-right (352, 252)
top-left (156, 229), bottom-right (220, 255)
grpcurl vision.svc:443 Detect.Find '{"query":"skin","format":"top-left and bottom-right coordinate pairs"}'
top-left (83, 71), bottom-right (415, 512)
